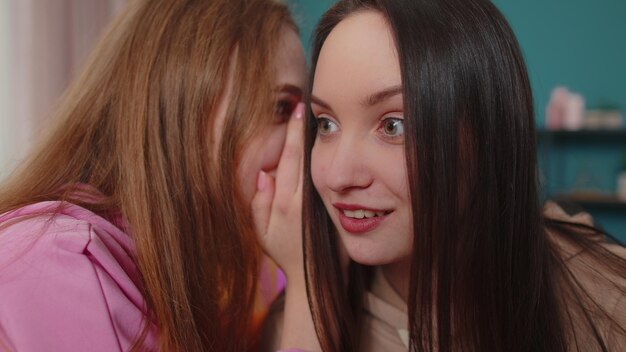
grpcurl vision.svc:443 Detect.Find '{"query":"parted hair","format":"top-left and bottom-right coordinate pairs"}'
top-left (303, 0), bottom-right (626, 351)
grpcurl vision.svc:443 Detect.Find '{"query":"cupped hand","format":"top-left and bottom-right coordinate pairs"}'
top-left (252, 102), bottom-right (306, 280)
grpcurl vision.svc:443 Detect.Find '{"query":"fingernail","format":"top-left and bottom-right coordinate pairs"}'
top-left (257, 171), bottom-right (267, 191)
top-left (294, 102), bottom-right (305, 119)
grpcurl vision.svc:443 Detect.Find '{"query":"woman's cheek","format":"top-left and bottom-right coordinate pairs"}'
top-left (237, 142), bottom-right (261, 204)
top-left (237, 126), bottom-right (287, 204)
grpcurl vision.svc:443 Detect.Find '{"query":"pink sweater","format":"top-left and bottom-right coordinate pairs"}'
top-left (0, 202), bottom-right (157, 351)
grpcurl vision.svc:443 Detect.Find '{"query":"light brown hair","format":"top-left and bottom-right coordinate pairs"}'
top-left (0, 0), bottom-right (294, 350)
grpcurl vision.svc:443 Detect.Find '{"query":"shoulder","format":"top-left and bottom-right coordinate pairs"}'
top-left (0, 204), bottom-right (96, 276)
top-left (562, 245), bottom-right (626, 350)
top-left (0, 202), bottom-right (156, 351)
top-left (0, 201), bottom-right (136, 280)
top-left (563, 239), bottom-right (626, 319)
top-left (544, 202), bottom-right (626, 348)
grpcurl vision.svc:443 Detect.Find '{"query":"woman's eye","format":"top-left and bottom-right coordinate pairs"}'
top-left (380, 117), bottom-right (404, 138)
top-left (317, 117), bottom-right (338, 136)
top-left (275, 99), bottom-right (297, 123)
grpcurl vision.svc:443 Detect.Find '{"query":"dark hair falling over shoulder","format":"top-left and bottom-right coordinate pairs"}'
top-left (302, 0), bottom-right (626, 351)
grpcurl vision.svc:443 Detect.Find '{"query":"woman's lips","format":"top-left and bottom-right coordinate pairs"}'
top-left (333, 203), bottom-right (392, 234)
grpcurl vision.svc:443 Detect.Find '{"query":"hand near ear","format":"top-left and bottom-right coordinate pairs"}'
top-left (252, 102), bottom-right (321, 351)
top-left (252, 102), bottom-right (305, 280)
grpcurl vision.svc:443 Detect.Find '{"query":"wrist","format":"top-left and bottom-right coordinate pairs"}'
top-left (282, 264), bottom-right (305, 286)
top-left (280, 273), bottom-right (320, 351)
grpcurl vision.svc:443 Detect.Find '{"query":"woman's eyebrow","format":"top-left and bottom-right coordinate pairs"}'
top-left (310, 84), bottom-right (402, 111)
top-left (276, 84), bottom-right (303, 98)
top-left (363, 85), bottom-right (402, 106)
top-left (310, 95), bottom-right (331, 109)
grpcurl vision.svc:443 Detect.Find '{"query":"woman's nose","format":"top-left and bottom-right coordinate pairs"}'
top-left (324, 137), bottom-right (373, 193)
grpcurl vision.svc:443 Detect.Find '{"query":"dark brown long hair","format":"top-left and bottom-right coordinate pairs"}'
top-left (302, 0), bottom-right (626, 351)
top-left (0, 0), bottom-right (294, 350)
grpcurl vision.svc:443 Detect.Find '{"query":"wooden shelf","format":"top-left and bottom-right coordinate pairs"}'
top-left (537, 129), bottom-right (626, 141)
top-left (539, 130), bottom-right (626, 214)
top-left (551, 193), bottom-right (626, 210)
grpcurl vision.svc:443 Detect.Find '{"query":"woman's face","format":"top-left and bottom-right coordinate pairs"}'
top-left (311, 11), bottom-right (412, 266)
top-left (238, 27), bottom-right (306, 203)
top-left (214, 27), bottom-right (306, 204)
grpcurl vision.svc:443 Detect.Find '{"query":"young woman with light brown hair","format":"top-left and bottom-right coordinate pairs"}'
top-left (0, 0), bottom-right (307, 351)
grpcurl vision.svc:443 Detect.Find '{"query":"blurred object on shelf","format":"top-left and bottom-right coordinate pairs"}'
top-left (585, 109), bottom-right (623, 129)
top-left (545, 87), bottom-right (568, 130)
top-left (546, 86), bottom-right (585, 130)
top-left (564, 93), bottom-right (585, 130)
top-left (546, 86), bottom-right (623, 131)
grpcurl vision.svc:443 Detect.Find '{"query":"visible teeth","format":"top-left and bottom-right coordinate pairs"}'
top-left (343, 209), bottom-right (384, 219)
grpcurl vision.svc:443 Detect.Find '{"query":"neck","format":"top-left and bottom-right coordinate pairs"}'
top-left (381, 255), bottom-right (412, 303)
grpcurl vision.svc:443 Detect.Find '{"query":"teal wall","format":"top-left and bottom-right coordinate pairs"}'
top-left (494, 0), bottom-right (626, 125)
top-left (289, 0), bottom-right (626, 242)
top-left (493, 0), bottom-right (626, 242)
top-left (288, 0), bottom-right (335, 56)
top-left (289, 0), bottom-right (626, 117)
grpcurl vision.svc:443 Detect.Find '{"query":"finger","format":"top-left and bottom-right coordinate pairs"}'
top-left (296, 156), bottom-right (304, 195)
top-left (275, 102), bottom-right (305, 200)
top-left (251, 170), bottom-right (276, 241)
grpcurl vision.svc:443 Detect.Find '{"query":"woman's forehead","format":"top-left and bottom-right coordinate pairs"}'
top-left (313, 11), bottom-right (401, 101)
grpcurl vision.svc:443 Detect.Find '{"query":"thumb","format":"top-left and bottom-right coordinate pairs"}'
top-left (251, 170), bottom-right (275, 239)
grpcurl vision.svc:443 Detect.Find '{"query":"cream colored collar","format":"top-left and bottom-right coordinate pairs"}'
top-left (364, 267), bottom-right (410, 348)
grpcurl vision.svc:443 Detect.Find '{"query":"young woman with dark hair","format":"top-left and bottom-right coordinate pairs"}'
top-left (265, 0), bottom-right (626, 351)
top-left (0, 0), bottom-right (308, 350)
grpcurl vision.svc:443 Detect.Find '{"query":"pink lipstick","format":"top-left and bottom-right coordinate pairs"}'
top-left (333, 203), bottom-right (391, 234)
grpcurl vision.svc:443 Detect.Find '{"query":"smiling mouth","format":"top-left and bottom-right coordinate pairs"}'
top-left (340, 209), bottom-right (392, 219)
top-left (333, 203), bottom-right (393, 234)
